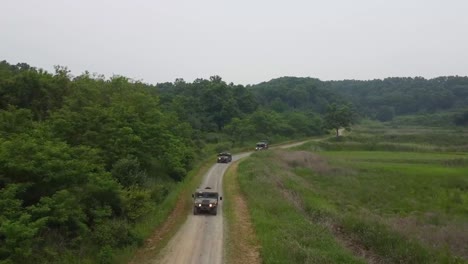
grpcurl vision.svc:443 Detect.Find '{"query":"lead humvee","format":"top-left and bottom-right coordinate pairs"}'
top-left (192, 187), bottom-right (222, 215)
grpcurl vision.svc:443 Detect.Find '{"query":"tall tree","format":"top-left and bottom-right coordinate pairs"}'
top-left (323, 103), bottom-right (354, 137)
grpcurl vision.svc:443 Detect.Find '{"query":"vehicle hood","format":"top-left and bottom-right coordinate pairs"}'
top-left (194, 198), bottom-right (217, 204)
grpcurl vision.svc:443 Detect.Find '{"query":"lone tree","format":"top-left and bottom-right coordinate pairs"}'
top-left (323, 103), bottom-right (354, 137)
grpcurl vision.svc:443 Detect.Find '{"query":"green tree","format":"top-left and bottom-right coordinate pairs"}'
top-left (323, 104), bottom-right (355, 137)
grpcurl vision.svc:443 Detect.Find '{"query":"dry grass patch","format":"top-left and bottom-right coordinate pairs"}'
top-left (277, 150), bottom-right (332, 174)
top-left (389, 214), bottom-right (468, 259)
top-left (328, 223), bottom-right (384, 264)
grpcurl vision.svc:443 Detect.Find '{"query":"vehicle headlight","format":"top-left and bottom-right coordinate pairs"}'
top-left (209, 204), bottom-right (213, 207)
top-left (198, 204), bottom-right (201, 207)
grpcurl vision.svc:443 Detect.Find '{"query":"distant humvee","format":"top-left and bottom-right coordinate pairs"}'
top-left (217, 152), bottom-right (232, 163)
top-left (255, 141), bottom-right (269, 151)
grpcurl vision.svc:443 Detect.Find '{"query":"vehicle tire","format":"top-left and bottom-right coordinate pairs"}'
top-left (193, 207), bottom-right (198, 215)
top-left (212, 208), bottom-right (217, 215)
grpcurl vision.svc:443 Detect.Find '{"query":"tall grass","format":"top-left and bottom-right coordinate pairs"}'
top-left (237, 125), bottom-right (468, 263)
top-left (238, 154), bottom-right (365, 264)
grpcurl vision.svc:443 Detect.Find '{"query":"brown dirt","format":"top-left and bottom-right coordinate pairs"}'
top-left (225, 162), bottom-right (262, 264)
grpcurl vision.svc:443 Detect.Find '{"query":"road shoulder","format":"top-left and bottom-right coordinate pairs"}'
top-left (224, 162), bottom-right (262, 264)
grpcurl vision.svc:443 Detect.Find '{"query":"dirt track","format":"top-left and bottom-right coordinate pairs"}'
top-left (154, 142), bottom-right (308, 264)
top-left (154, 152), bottom-right (250, 264)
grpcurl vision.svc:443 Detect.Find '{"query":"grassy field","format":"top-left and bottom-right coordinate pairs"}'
top-left (237, 125), bottom-right (468, 263)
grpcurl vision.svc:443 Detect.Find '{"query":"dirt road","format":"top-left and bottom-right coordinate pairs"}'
top-left (154, 152), bottom-right (250, 264)
top-left (153, 141), bottom-right (309, 264)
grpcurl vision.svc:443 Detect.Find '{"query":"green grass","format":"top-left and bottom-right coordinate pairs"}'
top-left (299, 149), bottom-right (468, 217)
top-left (238, 155), bottom-right (365, 264)
top-left (237, 125), bottom-right (468, 263)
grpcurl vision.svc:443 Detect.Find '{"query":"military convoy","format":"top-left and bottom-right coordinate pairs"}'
top-left (192, 144), bottom-right (271, 217)
top-left (192, 187), bottom-right (222, 215)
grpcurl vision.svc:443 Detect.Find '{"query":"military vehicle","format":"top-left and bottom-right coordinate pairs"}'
top-left (255, 141), bottom-right (269, 151)
top-left (192, 187), bottom-right (222, 215)
top-left (217, 152), bottom-right (232, 163)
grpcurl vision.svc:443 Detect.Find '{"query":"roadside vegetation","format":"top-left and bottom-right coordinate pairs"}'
top-left (237, 124), bottom-right (468, 263)
top-left (125, 156), bottom-right (213, 264)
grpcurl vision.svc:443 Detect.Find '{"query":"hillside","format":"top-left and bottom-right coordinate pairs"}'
top-left (250, 76), bottom-right (468, 124)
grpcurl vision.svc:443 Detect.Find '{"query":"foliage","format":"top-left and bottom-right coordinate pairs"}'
top-left (249, 77), bottom-right (343, 112)
top-left (454, 109), bottom-right (468, 126)
top-left (323, 103), bottom-right (355, 136)
top-left (252, 76), bottom-right (468, 125)
top-left (376, 105), bottom-right (395, 122)
top-left (223, 110), bottom-right (323, 145)
top-left (0, 61), bottom-right (197, 263)
top-left (157, 76), bottom-right (258, 132)
top-left (327, 76), bottom-right (468, 120)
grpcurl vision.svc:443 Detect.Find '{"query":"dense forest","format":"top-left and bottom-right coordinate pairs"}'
top-left (328, 77), bottom-right (468, 122)
top-left (1, 60), bottom-right (467, 263)
top-left (252, 76), bottom-right (468, 124)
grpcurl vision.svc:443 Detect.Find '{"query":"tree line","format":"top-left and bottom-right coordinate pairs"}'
top-left (326, 76), bottom-right (468, 122)
top-left (252, 76), bottom-right (468, 123)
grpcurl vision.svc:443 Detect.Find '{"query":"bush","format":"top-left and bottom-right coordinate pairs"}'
top-left (92, 219), bottom-right (141, 249)
top-left (122, 187), bottom-right (153, 222)
top-left (111, 156), bottom-right (148, 187)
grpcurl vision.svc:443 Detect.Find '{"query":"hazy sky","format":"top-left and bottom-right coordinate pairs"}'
top-left (2, 0), bottom-right (467, 85)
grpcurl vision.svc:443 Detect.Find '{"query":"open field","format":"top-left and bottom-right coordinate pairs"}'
top-left (237, 125), bottom-right (468, 263)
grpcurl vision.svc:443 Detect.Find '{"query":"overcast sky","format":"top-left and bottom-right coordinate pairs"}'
top-left (2, 0), bottom-right (467, 85)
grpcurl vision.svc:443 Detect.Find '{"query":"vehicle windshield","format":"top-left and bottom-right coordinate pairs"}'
top-left (195, 192), bottom-right (218, 199)
top-left (256, 143), bottom-right (266, 147)
top-left (218, 153), bottom-right (230, 156)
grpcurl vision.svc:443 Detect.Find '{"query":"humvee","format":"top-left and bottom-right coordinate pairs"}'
top-left (192, 187), bottom-right (222, 215)
top-left (217, 152), bottom-right (232, 163)
top-left (255, 141), bottom-right (269, 151)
